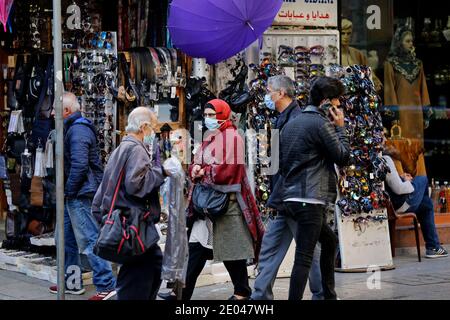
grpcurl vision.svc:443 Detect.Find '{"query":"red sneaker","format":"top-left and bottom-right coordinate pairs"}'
top-left (88, 290), bottom-right (117, 301)
top-left (49, 285), bottom-right (86, 295)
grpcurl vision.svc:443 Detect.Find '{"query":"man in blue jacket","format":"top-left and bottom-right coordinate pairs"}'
top-left (49, 92), bottom-right (116, 300)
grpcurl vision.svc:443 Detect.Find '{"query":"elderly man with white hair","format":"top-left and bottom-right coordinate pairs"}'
top-left (49, 92), bottom-right (117, 300)
top-left (92, 106), bottom-right (168, 300)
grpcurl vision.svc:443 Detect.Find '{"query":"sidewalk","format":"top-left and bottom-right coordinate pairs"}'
top-left (0, 252), bottom-right (449, 300)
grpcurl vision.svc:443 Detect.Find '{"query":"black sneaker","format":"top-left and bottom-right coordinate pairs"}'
top-left (425, 246), bottom-right (449, 259)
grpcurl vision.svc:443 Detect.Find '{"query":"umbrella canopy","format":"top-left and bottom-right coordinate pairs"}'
top-left (0, 0), bottom-right (14, 32)
top-left (168, 0), bottom-right (283, 65)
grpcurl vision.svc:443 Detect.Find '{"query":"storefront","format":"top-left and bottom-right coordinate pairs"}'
top-left (0, 0), bottom-right (189, 249)
top-left (340, 0), bottom-right (450, 251)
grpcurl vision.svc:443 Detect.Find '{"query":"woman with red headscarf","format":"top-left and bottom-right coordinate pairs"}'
top-left (159, 99), bottom-right (264, 301)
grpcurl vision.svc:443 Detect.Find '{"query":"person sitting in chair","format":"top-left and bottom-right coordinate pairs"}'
top-left (383, 138), bottom-right (448, 258)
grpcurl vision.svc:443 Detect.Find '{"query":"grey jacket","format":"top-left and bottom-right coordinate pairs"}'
top-left (277, 105), bottom-right (350, 206)
top-left (92, 135), bottom-right (165, 224)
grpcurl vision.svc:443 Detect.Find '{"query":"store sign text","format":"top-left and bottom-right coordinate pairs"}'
top-left (274, 0), bottom-right (338, 27)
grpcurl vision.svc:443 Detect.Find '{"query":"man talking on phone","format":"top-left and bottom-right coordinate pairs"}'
top-left (276, 76), bottom-right (350, 300)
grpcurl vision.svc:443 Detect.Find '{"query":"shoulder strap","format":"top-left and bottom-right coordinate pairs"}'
top-left (106, 168), bottom-right (125, 221)
top-left (104, 143), bottom-right (134, 220)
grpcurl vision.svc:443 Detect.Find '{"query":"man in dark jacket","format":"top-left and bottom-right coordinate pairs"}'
top-left (49, 92), bottom-right (116, 300)
top-left (278, 77), bottom-right (350, 300)
top-left (252, 75), bottom-right (323, 300)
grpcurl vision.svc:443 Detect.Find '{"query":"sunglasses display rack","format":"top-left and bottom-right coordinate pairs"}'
top-left (261, 29), bottom-right (340, 109)
top-left (332, 65), bottom-right (394, 270)
top-left (246, 60), bottom-right (284, 222)
top-left (241, 30), bottom-right (340, 223)
top-left (65, 31), bottom-right (118, 165)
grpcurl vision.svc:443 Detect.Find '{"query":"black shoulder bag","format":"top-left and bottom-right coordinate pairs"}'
top-left (192, 183), bottom-right (230, 220)
top-left (94, 160), bottom-right (160, 264)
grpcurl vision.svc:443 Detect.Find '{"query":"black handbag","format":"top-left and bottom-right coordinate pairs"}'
top-left (6, 133), bottom-right (26, 161)
top-left (94, 168), bottom-right (160, 264)
top-left (0, 151), bottom-right (8, 180)
top-left (192, 183), bottom-right (230, 220)
top-left (6, 210), bottom-right (28, 239)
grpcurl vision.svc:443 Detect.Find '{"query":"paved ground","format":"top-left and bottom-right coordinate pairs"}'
top-left (0, 252), bottom-right (449, 300)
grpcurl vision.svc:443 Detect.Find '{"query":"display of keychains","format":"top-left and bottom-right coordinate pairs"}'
top-left (332, 65), bottom-right (390, 224)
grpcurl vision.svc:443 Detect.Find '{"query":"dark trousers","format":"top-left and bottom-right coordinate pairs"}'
top-left (283, 202), bottom-right (337, 300)
top-left (116, 245), bottom-right (163, 300)
top-left (182, 242), bottom-right (252, 300)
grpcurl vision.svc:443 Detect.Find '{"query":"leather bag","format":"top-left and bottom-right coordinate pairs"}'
top-left (94, 169), bottom-right (160, 264)
top-left (30, 176), bottom-right (44, 207)
top-left (0, 154), bottom-right (8, 180)
top-left (192, 183), bottom-right (230, 220)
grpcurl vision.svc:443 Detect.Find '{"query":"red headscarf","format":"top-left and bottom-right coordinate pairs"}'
top-left (205, 99), bottom-right (234, 131)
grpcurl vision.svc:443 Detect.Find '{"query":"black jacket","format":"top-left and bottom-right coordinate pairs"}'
top-left (276, 105), bottom-right (350, 206)
top-left (64, 111), bottom-right (103, 198)
top-left (267, 100), bottom-right (302, 209)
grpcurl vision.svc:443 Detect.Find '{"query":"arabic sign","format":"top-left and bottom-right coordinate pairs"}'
top-left (273, 0), bottom-right (338, 27)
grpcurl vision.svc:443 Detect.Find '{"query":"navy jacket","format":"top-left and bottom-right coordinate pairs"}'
top-left (64, 111), bottom-right (103, 198)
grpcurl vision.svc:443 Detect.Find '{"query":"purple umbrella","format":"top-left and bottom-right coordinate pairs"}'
top-left (168, 0), bottom-right (283, 65)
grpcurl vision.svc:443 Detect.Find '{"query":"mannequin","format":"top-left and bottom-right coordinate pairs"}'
top-left (341, 18), bottom-right (382, 91)
top-left (384, 26), bottom-right (430, 144)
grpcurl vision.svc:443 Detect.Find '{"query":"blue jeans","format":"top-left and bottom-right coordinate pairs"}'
top-left (64, 197), bottom-right (116, 292)
top-left (405, 176), bottom-right (441, 250)
top-left (252, 214), bottom-right (323, 300)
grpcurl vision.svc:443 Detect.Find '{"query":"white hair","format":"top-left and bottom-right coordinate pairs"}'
top-left (63, 92), bottom-right (81, 112)
top-left (125, 107), bottom-right (156, 133)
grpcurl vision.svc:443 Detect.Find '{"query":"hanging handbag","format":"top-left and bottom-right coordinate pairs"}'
top-left (94, 168), bottom-right (160, 264)
top-left (31, 57), bottom-right (54, 147)
top-left (192, 183), bottom-right (230, 220)
top-left (8, 173), bottom-right (21, 206)
top-left (6, 133), bottom-right (26, 161)
top-left (0, 155), bottom-right (7, 180)
top-left (30, 176), bottom-right (44, 207)
top-left (0, 142), bottom-right (8, 180)
top-left (6, 210), bottom-right (28, 239)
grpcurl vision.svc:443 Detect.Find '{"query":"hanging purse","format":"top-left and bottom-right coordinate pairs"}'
top-left (6, 210), bottom-right (28, 239)
top-left (94, 166), bottom-right (160, 264)
top-left (8, 173), bottom-right (21, 206)
top-left (30, 176), bottom-right (44, 207)
top-left (6, 133), bottom-right (26, 161)
top-left (0, 155), bottom-right (8, 180)
top-left (192, 183), bottom-right (230, 220)
top-left (0, 142), bottom-right (8, 180)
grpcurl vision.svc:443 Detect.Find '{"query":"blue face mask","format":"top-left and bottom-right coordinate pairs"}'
top-left (204, 117), bottom-right (220, 130)
top-left (264, 94), bottom-right (276, 111)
